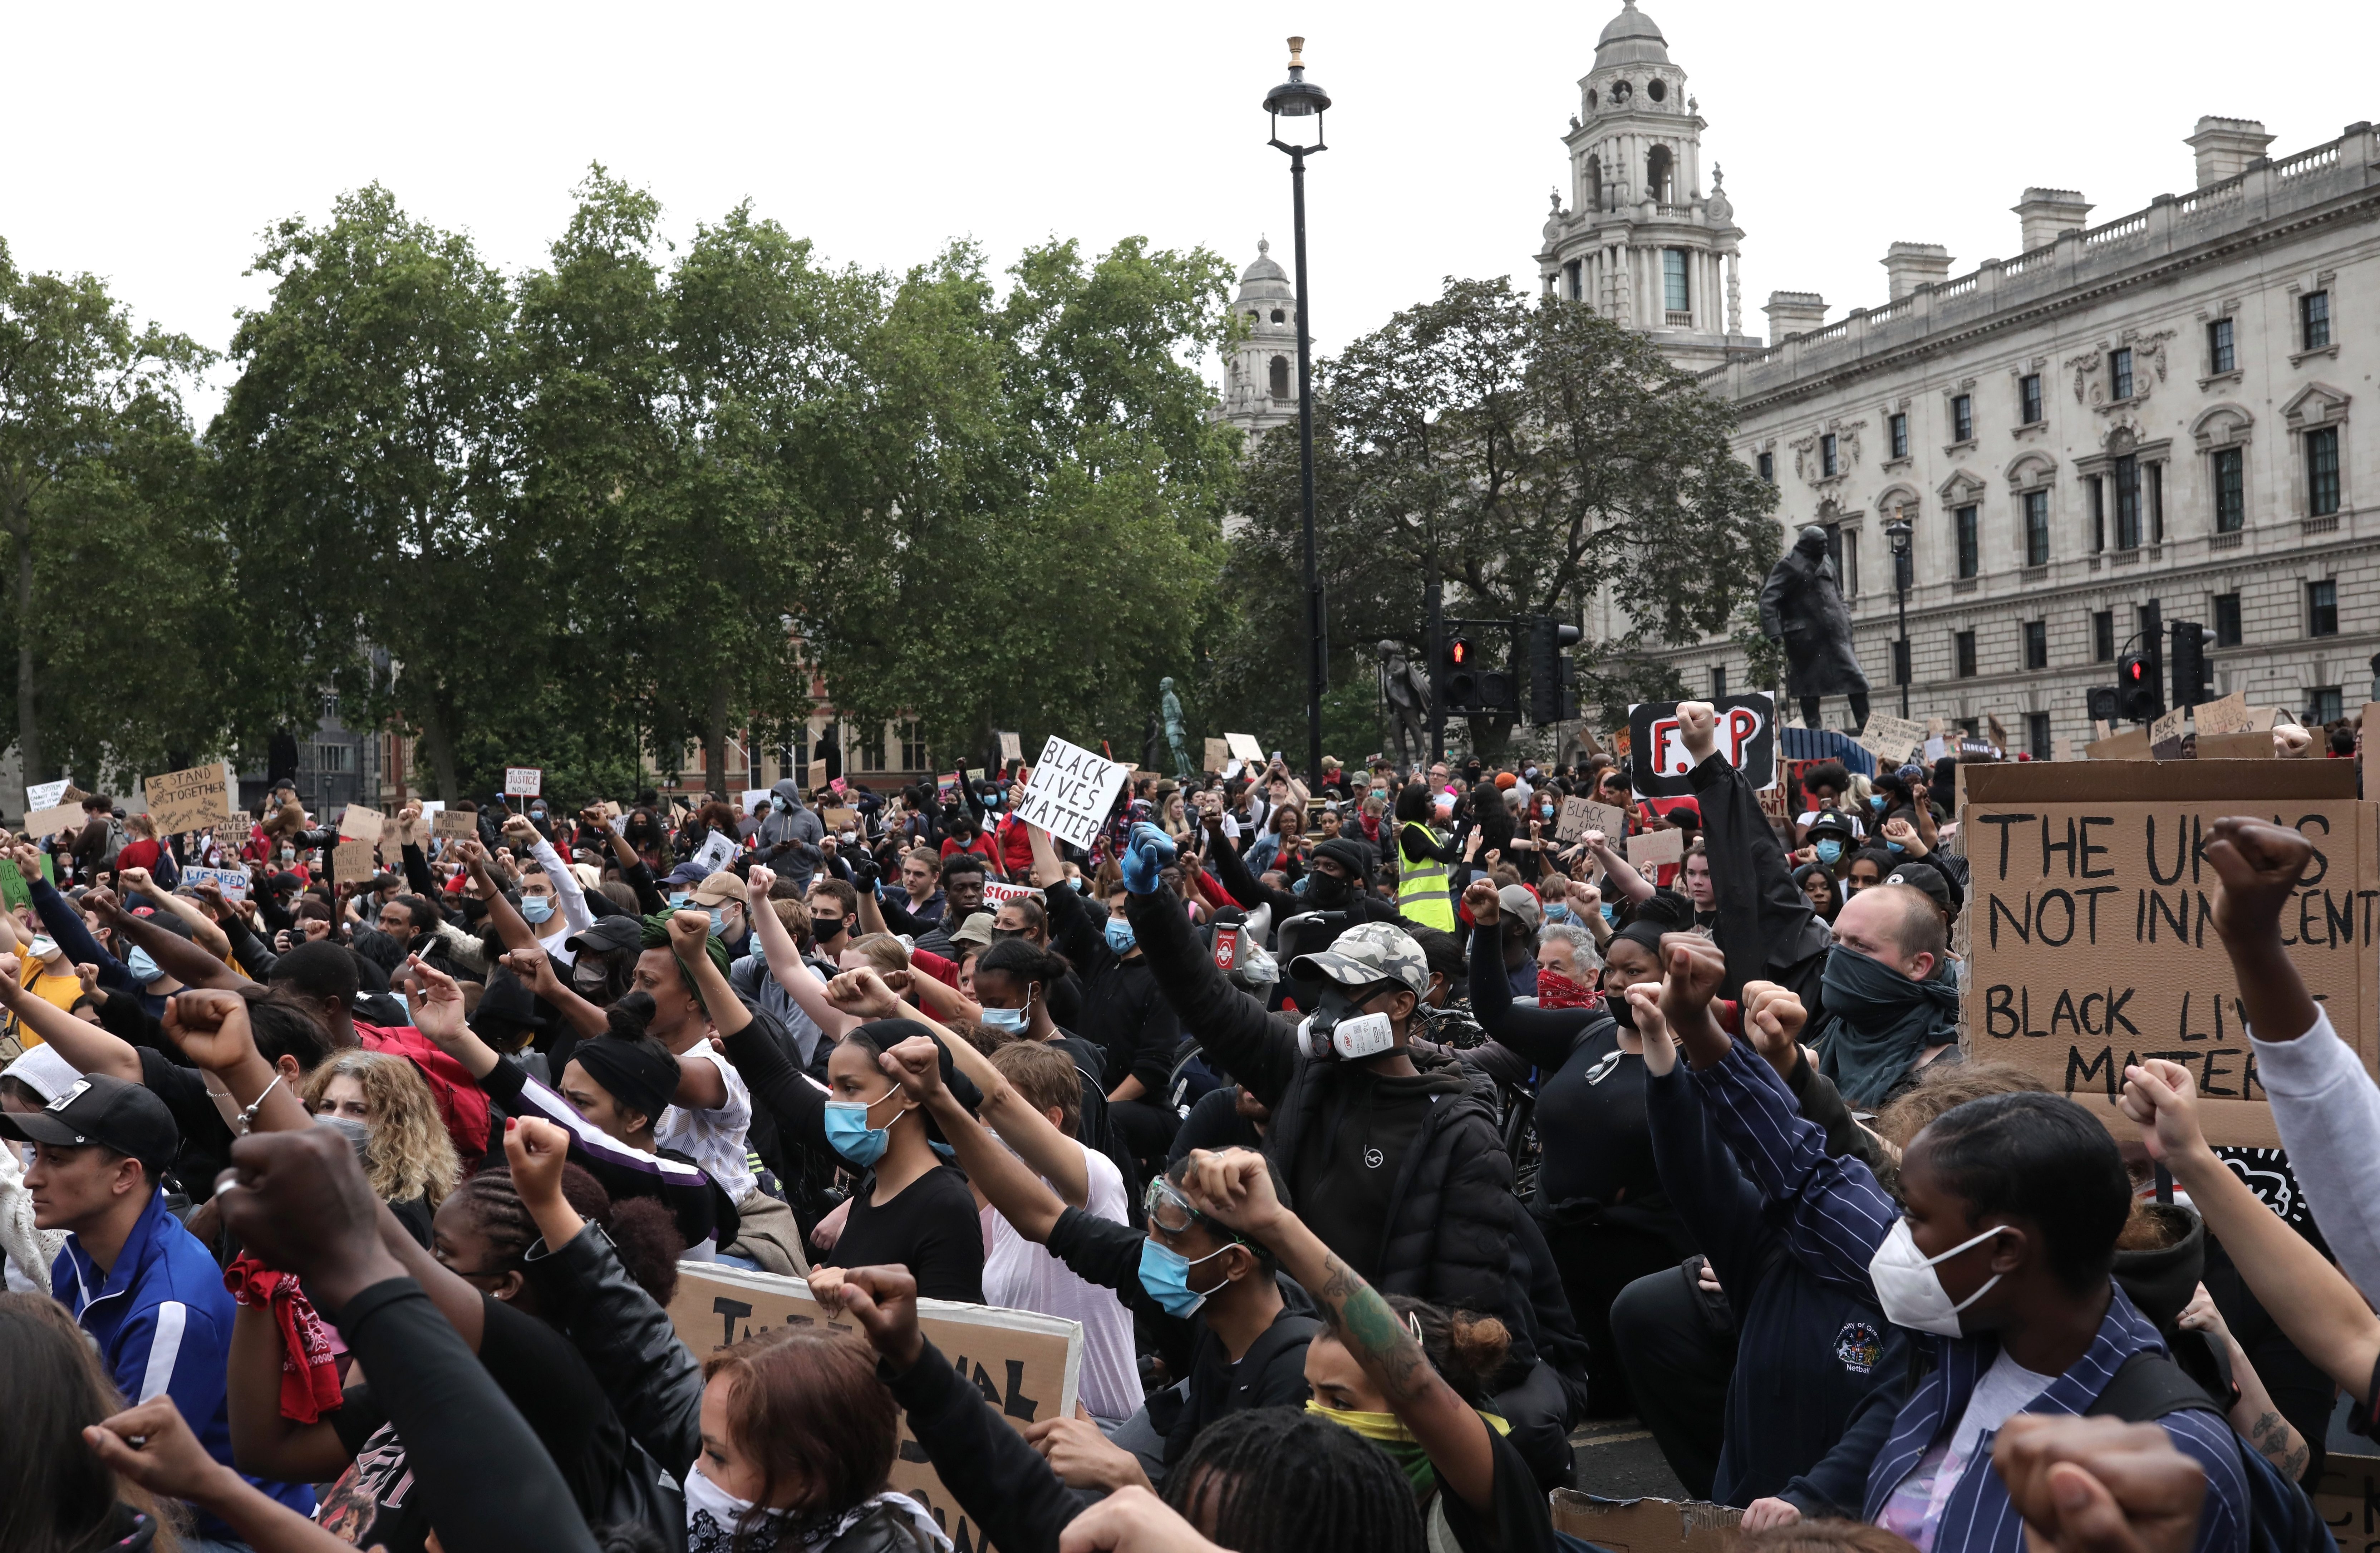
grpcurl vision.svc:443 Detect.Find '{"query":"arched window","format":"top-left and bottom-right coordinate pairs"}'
top-left (1269, 355), bottom-right (1291, 399)
top-left (1646, 146), bottom-right (1672, 205)
top-left (1270, 309), bottom-right (1285, 323)
top-left (1584, 155), bottom-right (1601, 212)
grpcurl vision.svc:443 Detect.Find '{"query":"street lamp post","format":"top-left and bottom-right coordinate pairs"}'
top-left (1265, 37), bottom-right (1330, 792)
top-left (1884, 513), bottom-right (1914, 720)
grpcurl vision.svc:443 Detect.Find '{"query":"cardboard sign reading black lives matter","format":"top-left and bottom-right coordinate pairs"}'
top-left (1627, 694), bottom-right (1778, 799)
top-left (670, 1264), bottom-right (1080, 1553)
top-left (1012, 736), bottom-right (1128, 851)
top-left (1959, 761), bottom-right (2380, 1146)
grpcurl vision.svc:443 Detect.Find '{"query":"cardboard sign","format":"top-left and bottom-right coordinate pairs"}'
top-left (688, 830), bottom-right (737, 875)
top-left (669, 1264), bottom-right (1081, 1553)
top-left (1559, 798), bottom-right (1629, 844)
top-left (144, 761), bottom-right (234, 835)
top-left (1959, 761), bottom-right (2380, 1146)
top-left (2194, 692), bottom-right (2253, 737)
top-left (998, 732), bottom-right (1023, 763)
top-left (502, 767), bottom-right (543, 797)
top-left (23, 802), bottom-right (85, 839)
top-left (181, 865), bottom-right (251, 901)
top-left (807, 759), bottom-right (828, 792)
top-left (24, 778), bottom-right (69, 814)
top-left (338, 802), bottom-right (385, 840)
top-left (1012, 736), bottom-right (1129, 851)
top-left (741, 788), bottom-right (772, 816)
top-left (982, 879), bottom-right (1041, 908)
top-left (1224, 732), bottom-right (1266, 765)
top-left (1628, 826), bottom-right (1686, 869)
top-left (2317, 1451), bottom-right (2380, 1553)
top-left (1203, 738), bottom-right (1230, 773)
top-left (432, 809), bottom-right (479, 842)
top-left (2148, 707), bottom-right (2190, 761)
top-left (2197, 731), bottom-right (2275, 761)
top-left (821, 806), bottom-right (859, 833)
top-left (1858, 713), bottom-right (1927, 769)
top-left (1549, 1490), bottom-right (1741, 1553)
top-left (1628, 695), bottom-right (1778, 798)
top-left (2086, 727), bottom-right (2152, 761)
top-left (330, 839), bottom-right (379, 881)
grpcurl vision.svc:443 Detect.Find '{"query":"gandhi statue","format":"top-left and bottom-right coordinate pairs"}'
top-left (1160, 677), bottom-right (1194, 780)
top-left (1377, 640), bottom-right (1432, 774)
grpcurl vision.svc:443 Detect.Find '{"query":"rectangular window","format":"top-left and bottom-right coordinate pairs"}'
top-left (2303, 291), bottom-right (2331, 351)
top-left (2208, 317), bottom-right (2235, 375)
top-left (1663, 249), bottom-right (1689, 316)
top-left (1756, 451), bottom-right (1775, 483)
top-left (2024, 490), bottom-right (2051, 566)
top-left (1820, 433), bottom-right (1839, 478)
top-left (852, 723), bottom-right (888, 772)
top-left (2113, 456), bottom-right (2141, 550)
top-left (1955, 630), bottom-right (1978, 679)
top-left (2088, 476), bottom-right (2106, 552)
top-left (1565, 260), bottom-right (1583, 302)
top-left (898, 721), bottom-right (929, 772)
top-left (2024, 620), bottom-right (2048, 670)
top-left (2213, 448), bottom-right (2245, 531)
top-left (2311, 687), bottom-right (2344, 725)
top-left (2027, 712), bottom-right (2052, 760)
top-left (1892, 639), bottom-right (1911, 687)
top-left (1889, 413), bottom-right (1909, 460)
top-left (2110, 347), bottom-right (2135, 401)
top-left (2307, 427), bottom-right (2341, 516)
top-left (2309, 579), bottom-right (2339, 638)
top-left (1709, 665), bottom-right (1727, 700)
top-left (1952, 394), bottom-right (1973, 443)
top-left (2213, 593), bottom-right (2242, 648)
top-left (2019, 373), bottom-right (2043, 425)
top-left (783, 728), bottom-right (811, 778)
top-left (1843, 530), bottom-right (1859, 598)
top-left (2093, 610), bottom-right (2115, 663)
top-left (2147, 462), bottom-right (2164, 544)
top-left (1955, 504), bottom-right (1979, 579)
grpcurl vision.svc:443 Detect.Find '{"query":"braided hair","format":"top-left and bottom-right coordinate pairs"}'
top-left (1164, 1407), bottom-right (1425, 1553)
top-left (448, 1161), bottom-right (682, 1307)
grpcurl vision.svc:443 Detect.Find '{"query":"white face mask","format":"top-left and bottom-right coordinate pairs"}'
top-left (1867, 1218), bottom-right (2008, 1336)
top-left (684, 1460), bottom-right (772, 1543)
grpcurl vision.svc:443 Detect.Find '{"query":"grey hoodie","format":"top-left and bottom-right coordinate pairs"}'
top-left (757, 778), bottom-right (824, 849)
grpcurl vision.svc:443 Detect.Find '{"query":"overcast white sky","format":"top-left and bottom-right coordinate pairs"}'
top-left (6, 0), bottom-right (2375, 418)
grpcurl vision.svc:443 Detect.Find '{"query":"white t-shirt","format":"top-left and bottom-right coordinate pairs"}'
top-left (655, 1042), bottom-right (756, 1204)
top-left (1878, 1348), bottom-right (2053, 1550)
top-left (983, 1141), bottom-right (1145, 1425)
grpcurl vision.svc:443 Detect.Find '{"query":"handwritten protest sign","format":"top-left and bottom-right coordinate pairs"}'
top-left (181, 865), bottom-right (251, 901)
top-left (821, 806), bottom-right (859, 833)
top-left (502, 767), bottom-right (543, 798)
top-left (1203, 738), bottom-right (1230, 774)
top-left (1551, 1491), bottom-right (1740, 1553)
top-left (1012, 736), bottom-right (1128, 851)
top-left (2317, 1452), bottom-right (2380, 1553)
top-left (2194, 692), bottom-right (2252, 737)
top-left (23, 778), bottom-right (69, 815)
top-left (338, 802), bottom-right (385, 840)
top-left (432, 809), bottom-right (479, 843)
top-left (1858, 713), bottom-right (1927, 769)
top-left (741, 789), bottom-right (771, 817)
top-left (807, 759), bottom-right (828, 792)
top-left (330, 839), bottom-right (379, 881)
top-left (22, 802), bottom-right (84, 839)
top-left (1959, 761), bottom-right (2380, 1146)
top-left (0, 853), bottom-right (53, 911)
top-left (999, 731), bottom-right (1022, 764)
top-left (2148, 707), bottom-right (2190, 761)
top-left (1557, 798), bottom-right (1628, 844)
top-left (670, 1264), bottom-right (1080, 1553)
top-left (983, 879), bottom-right (1042, 908)
top-left (1628, 826), bottom-right (1686, 869)
top-left (145, 762), bottom-right (233, 835)
top-left (1628, 695), bottom-right (1777, 799)
top-left (1224, 732), bottom-right (1266, 765)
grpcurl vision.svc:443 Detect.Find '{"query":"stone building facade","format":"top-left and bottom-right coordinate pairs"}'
top-left (1218, 238), bottom-right (1300, 442)
top-left (1669, 116), bottom-right (2380, 749)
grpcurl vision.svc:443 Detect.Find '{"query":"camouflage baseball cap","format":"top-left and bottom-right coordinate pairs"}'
top-left (1290, 920), bottom-right (1429, 998)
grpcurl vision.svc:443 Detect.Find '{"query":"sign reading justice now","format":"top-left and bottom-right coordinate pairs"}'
top-left (1958, 762), bottom-right (2380, 1147)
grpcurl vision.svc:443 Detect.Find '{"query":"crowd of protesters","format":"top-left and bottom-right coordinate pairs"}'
top-left (1, 708), bottom-right (2365, 1553)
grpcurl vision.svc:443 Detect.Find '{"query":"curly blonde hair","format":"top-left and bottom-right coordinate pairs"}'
top-left (304, 1051), bottom-right (461, 1207)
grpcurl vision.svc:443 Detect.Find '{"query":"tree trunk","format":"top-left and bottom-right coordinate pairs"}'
top-left (12, 515), bottom-right (42, 785)
top-left (703, 672), bottom-right (730, 800)
top-left (418, 693), bottom-right (461, 802)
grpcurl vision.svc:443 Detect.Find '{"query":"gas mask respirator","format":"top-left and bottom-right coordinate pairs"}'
top-left (1296, 981), bottom-right (1400, 1062)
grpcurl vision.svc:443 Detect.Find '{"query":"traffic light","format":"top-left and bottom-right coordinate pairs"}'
top-left (2115, 649), bottom-right (2163, 723)
top-left (1527, 615), bottom-right (1584, 723)
top-left (2169, 621), bottom-right (2212, 711)
top-left (2086, 685), bottom-right (2120, 724)
top-left (1442, 635), bottom-right (1480, 712)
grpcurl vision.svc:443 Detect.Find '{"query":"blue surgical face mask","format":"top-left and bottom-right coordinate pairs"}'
top-left (1885, 840), bottom-right (1906, 854)
top-left (125, 946), bottom-right (162, 985)
top-left (1869, 795), bottom-right (1887, 811)
top-left (1138, 1238), bottom-right (1234, 1318)
top-left (981, 984), bottom-right (1035, 1032)
top-left (1544, 904), bottom-right (1570, 924)
top-left (1814, 838), bottom-right (1844, 865)
top-left (822, 1088), bottom-right (909, 1167)
top-left (708, 905), bottom-right (736, 937)
top-left (531, 806), bottom-right (547, 819)
top-left (1599, 903), bottom-right (1617, 925)
top-left (668, 892), bottom-right (692, 910)
top-left (1105, 919), bottom-right (1138, 954)
top-left (520, 895), bottom-right (556, 925)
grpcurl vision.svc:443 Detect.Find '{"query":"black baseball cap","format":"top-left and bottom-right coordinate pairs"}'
top-left (1883, 861), bottom-right (1961, 918)
top-left (0, 1072), bottom-right (180, 1178)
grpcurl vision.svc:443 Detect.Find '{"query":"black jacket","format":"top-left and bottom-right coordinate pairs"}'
top-left (1047, 879), bottom-right (1179, 1094)
top-left (1124, 884), bottom-right (1534, 1360)
top-left (1689, 747), bottom-right (1833, 1011)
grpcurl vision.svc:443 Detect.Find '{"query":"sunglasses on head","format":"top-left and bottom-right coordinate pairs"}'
top-left (1144, 1174), bottom-right (1247, 1243)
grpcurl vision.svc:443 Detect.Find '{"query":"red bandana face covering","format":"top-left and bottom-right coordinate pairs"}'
top-left (1536, 969), bottom-right (1600, 1010)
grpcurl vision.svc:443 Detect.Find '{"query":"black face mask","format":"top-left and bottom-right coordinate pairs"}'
top-left (1604, 980), bottom-right (1638, 1028)
top-left (1304, 870), bottom-right (1352, 908)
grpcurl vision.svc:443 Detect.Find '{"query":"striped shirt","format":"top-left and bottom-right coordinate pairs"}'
top-left (1691, 1037), bottom-right (2249, 1553)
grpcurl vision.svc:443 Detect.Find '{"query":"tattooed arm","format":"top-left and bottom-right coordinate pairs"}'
top-left (2178, 1283), bottom-right (2310, 1480)
top-left (1175, 1147), bottom-right (1497, 1514)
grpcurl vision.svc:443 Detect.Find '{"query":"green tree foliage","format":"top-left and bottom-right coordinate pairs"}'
top-left (1214, 277), bottom-right (1777, 761)
top-left (0, 239), bottom-right (226, 787)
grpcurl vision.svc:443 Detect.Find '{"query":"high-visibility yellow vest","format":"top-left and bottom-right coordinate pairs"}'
top-left (1395, 822), bottom-right (1456, 930)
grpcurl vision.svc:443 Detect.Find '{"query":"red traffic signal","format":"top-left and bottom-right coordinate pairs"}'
top-left (1447, 637), bottom-right (1472, 667)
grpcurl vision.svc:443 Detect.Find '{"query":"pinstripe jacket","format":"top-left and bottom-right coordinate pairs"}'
top-left (1690, 1039), bottom-right (2249, 1553)
top-left (57, 1188), bottom-right (315, 1531)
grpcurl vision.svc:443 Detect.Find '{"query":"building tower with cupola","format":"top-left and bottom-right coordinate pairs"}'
top-left (1535, 0), bottom-right (1761, 370)
top-left (1218, 238), bottom-right (1300, 441)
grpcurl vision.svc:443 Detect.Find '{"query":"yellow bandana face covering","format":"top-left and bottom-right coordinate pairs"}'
top-left (1303, 1402), bottom-right (1514, 1496)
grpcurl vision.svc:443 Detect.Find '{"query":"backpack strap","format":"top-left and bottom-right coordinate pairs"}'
top-left (2084, 1350), bottom-right (2224, 1424)
top-left (1233, 1314), bottom-right (1325, 1405)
